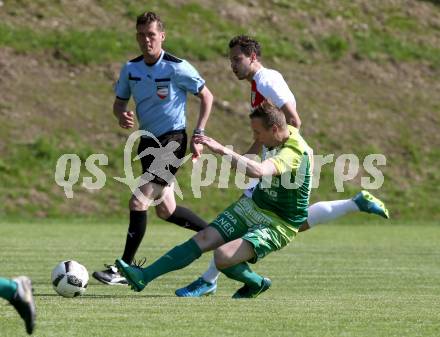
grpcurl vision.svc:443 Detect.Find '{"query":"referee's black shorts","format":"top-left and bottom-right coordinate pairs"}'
top-left (137, 129), bottom-right (187, 186)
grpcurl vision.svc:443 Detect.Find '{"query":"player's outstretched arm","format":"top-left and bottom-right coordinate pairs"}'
top-left (194, 135), bottom-right (277, 178)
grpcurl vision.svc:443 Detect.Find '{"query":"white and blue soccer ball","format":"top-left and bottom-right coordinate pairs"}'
top-left (51, 260), bottom-right (89, 298)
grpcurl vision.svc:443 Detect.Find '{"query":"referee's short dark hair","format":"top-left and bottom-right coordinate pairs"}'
top-left (229, 35), bottom-right (261, 58)
top-left (250, 100), bottom-right (287, 130)
top-left (136, 11), bottom-right (164, 31)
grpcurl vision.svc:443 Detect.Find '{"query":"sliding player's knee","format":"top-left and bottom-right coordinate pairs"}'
top-left (192, 228), bottom-right (223, 252)
top-left (213, 247), bottom-right (230, 270)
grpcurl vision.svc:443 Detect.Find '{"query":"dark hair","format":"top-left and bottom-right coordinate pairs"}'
top-left (229, 35), bottom-right (261, 57)
top-left (136, 11), bottom-right (164, 31)
top-left (250, 100), bottom-right (286, 129)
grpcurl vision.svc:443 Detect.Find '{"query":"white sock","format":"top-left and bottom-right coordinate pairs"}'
top-left (201, 257), bottom-right (220, 284)
top-left (307, 199), bottom-right (359, 227)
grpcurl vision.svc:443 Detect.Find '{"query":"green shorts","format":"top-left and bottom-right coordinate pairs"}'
top-left (210, 196), bottom-right (299, 263)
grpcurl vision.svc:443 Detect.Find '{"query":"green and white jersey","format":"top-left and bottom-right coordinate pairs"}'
top-left (252, 126), bottom-right (312, 228)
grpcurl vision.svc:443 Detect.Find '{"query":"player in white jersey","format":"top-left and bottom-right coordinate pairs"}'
top-left (175, 35), bottom-right (389, 297)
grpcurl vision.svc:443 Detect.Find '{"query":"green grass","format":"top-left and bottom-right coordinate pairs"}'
top-left (318, 34), bottom-right (350, 61)
top-left (0, 2), bottom-right (439, 221)
top-left (1, 1), bottom-right (439, 66)
top-left (354, 29), bottom-right (440, 65)
top-left (1, 220), bottom-right (439, 336)
top-left (0, 23), bottom-right (136, 65)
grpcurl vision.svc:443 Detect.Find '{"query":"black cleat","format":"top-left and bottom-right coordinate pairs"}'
top-left (92, 264), bottom-right (128, 285)
top-left (232, 277), bottom-right (272, 299)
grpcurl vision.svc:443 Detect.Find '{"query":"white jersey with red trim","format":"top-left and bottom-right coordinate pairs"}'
top-left (250, 67), bottom-right (296, 109)
top-left (244, 67), bottom-right (297, 197)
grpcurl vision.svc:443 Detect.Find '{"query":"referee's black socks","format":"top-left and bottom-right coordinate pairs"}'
top-left (121, 210), bottom-right (147, 264)
top-left (166, 206), bottom-right (208, 232)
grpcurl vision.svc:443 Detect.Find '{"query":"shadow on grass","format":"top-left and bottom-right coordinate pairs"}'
top-left (35, 293), bottom-right (174, 298)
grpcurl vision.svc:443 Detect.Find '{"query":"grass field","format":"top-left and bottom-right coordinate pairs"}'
top-left (1, 1), bottom-right (440, 221)
top-left (0, 219), bottom-right (439, 337)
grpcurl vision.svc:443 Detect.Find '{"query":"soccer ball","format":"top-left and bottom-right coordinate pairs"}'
top-left (51, 260), bottom-right (89, 298)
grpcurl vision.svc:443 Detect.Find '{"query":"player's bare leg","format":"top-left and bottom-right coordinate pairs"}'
top-left (176, 191), bottom-right (389, 296)
top-left (154, 183), bottom-right (176, 219)
top-left (213, 238), bottom-right (255, 269)
top-left (214, 239), bottom-right (271, 299)
top-left (115, 227), bottom-right (225, 292)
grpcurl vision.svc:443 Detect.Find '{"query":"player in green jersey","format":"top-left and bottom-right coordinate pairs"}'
top-left (115, 100), bottom-right (312, 298)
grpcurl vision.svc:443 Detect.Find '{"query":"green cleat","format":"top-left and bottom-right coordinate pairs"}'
top-left (352, 190), bottom-right (390, 219)
top-left (114, 259), bottom-right (146, 292)
top-left (232, 277), bottom-right (272, 299)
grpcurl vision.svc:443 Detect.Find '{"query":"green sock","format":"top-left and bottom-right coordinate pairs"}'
top-left (221, 262), bottom-right (263, 289)
top-left (0, 277), bottom-right (17, 301)
top-left (142, 239), bottom-right (202, 283)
